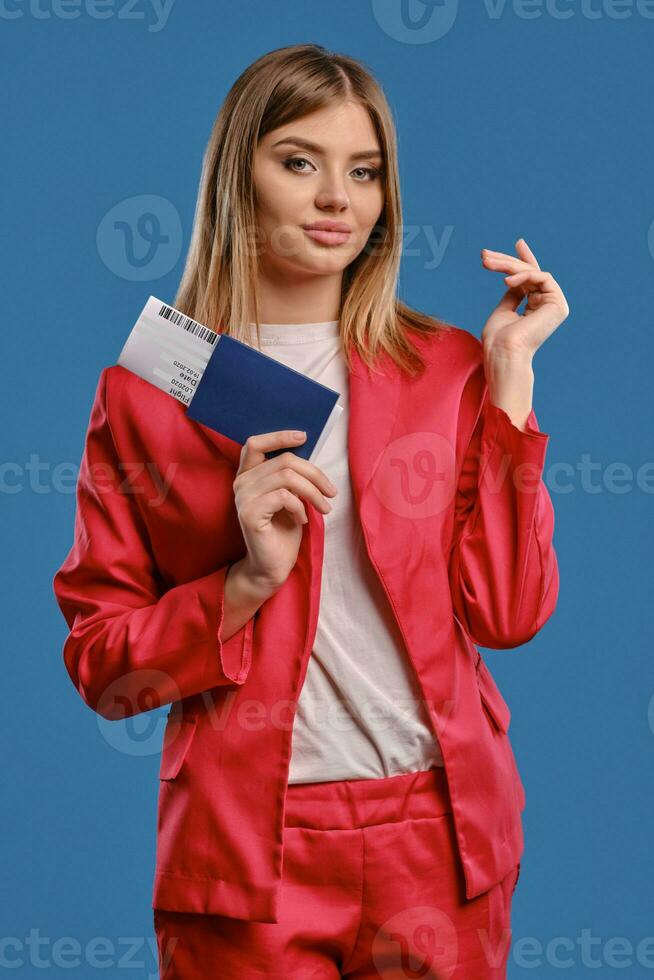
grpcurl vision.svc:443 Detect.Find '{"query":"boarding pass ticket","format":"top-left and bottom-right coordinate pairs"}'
top-left (117, 296), bottom-right (217, 406)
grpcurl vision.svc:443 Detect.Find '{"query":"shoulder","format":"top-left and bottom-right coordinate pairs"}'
top-left (104, 362), bottom-right (150, 397)
top-left (407, 321), bottom-right (485, 387)
top-left (404, 322), bottom-right (488, 435)
top-left (424, 322), bottom-right (483, 369)
top-left (98, 364), bottom-right (182, 444)
top-left (102, 362), bottom-right (176, 410)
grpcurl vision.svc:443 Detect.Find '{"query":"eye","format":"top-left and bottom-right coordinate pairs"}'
top-left (282, 156), bottom-right (317, 174)
top-left (282, 157), bottom-right (384, 181)
top-left (351, 166), bottom-right (384, 182)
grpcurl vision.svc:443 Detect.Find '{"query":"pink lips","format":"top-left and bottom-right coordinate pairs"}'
top-left (302, 221), bottom-right (352, 246)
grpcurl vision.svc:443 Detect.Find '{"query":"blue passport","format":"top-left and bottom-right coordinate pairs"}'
top-left (186, 332), bottom-right (343, 462)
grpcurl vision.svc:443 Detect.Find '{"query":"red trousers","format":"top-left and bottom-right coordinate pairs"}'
top-left (153, 766), bottom-right (519, 978)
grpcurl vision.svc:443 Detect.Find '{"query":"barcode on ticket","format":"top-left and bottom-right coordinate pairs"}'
top-left (157, 304), bottom-right (218, 346)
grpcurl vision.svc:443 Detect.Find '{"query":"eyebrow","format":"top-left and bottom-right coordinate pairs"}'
top-left (271, 137), bottom-right (383, 161)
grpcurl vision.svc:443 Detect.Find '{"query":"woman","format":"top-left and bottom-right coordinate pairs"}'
top-left (53, 43), bottom-right (568, 979)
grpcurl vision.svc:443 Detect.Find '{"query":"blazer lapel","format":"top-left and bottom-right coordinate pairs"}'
top-left (347, 342), bottom-right (403, 510)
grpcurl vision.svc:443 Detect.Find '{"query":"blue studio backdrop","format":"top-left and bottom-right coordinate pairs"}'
top-left (3, 3), bottom-right (652, 977)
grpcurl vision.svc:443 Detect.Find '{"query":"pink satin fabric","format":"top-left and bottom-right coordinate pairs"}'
top-left (153, 765), bottom-right (519, 978)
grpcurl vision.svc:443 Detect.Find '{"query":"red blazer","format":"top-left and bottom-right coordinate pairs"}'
top-left (52, 324), bottom-right (559, 922)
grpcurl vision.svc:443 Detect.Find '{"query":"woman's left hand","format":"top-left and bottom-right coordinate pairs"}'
top-left (480, 238), bottom-right (570, 359)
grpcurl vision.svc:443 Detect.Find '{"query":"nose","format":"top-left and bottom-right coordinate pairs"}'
top-left (314, 171), bottom-right (350, 211)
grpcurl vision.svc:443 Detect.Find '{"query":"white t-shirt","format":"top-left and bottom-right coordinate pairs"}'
top-left (246, 319), bottom-right (444, 783)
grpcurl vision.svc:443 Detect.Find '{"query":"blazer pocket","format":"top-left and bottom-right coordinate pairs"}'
top-left (159, 712), bottom-right (198, 780)
top-left (475, 657), bottom-right (511, 734)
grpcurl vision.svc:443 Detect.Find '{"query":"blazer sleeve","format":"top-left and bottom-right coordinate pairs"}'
top-left (448, 370), bottom-right (560, 649)
top-left (52, 368), bottom-right (255, 720)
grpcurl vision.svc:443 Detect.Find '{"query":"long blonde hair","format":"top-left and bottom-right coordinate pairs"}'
top-left (174, 43), bottom-right (452, 377)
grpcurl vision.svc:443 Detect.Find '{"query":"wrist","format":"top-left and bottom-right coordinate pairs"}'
top-left (229, 557), bottom-right (281, 605)
top-left (482, 347), bottom-right (535, 433)
top-left (482, 342), bottom-right (535, 372)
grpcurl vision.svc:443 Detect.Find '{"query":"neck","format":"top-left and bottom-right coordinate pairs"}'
top-left (254, 262), bottom-right (343, 324)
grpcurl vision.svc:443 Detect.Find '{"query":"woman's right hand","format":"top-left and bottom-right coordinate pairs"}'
top-left (232, 430), bottom-right (338, 594)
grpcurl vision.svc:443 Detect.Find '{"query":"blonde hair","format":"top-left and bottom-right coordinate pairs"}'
top-left (174, 43), bottom-right (452, 377)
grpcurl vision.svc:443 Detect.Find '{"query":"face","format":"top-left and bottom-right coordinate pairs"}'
top-left (251, 100), bottom-right (386, 280)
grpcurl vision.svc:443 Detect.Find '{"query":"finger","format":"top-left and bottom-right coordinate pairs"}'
top-left (238, 430), bottom-right (307, 475)
top-left (515, 238), bottom-right (541, 269)
top-left (243, 487), bottom-right (308, 527)
top-left (252, 450), bottom-right (338, 497)
top-left (504, 270), bottom-right (558, 294)
top-left (524, 291), bottom-right (551, 308)
top-left (482, 253), bottom-right (534, 274)
top-left (501, 274), bottom-right (563, 320)
top-left (494, 286), bottom-right (528, 315)
top-left (265, 488), bottom-right (308, 526)
top-left (253, 467), bottom-right (334, 515)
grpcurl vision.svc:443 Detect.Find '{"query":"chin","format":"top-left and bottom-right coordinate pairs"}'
top-left (286, 253), bottom-right (350, 277)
